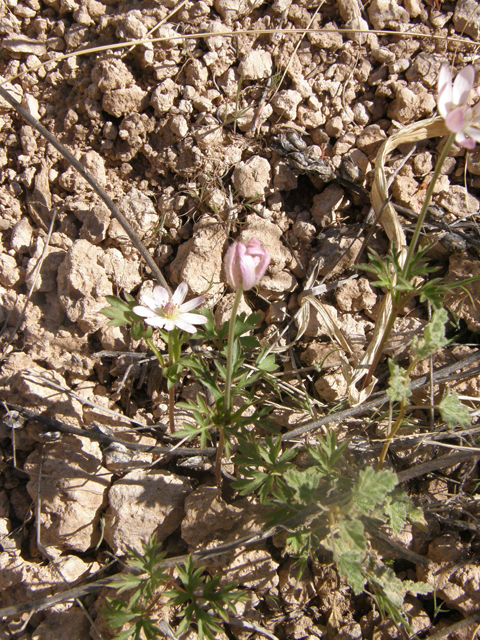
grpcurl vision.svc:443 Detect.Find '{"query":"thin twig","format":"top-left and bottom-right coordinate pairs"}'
top-left (0, 85), bottom-right (171, 294)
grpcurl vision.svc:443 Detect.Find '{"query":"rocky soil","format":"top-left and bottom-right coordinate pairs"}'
top-left (1, 0), bottom-right (480, 638)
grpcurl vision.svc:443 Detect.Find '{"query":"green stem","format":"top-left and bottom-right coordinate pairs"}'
top-left (145, 337), bottom-right (164, 368)
top-left (215, 429), bottom-right (225, 485)
top-left (403, 133), bottom-right (455, 276)
top-left (224, 286), bottom-right (244, 416)
top-left (168, 386), bottom-right (175, 434)
top-left (168, 332), bottom-right (177, 434)
top-left (362, 303), bottom-right (400, 390)
top-left (215, 286), bottom-right (243, 486)
top-left (377, 360), bottom-right (416, 471)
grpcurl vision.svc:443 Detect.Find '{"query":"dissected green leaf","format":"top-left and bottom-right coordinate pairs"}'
top-left (338, 519), bottom-right (367, 554)
top-left (439, 391), bottom-right (472, 428)
top-left (337, 551), bottom-right (365, 594)
top-left (352, 467), bottom-right (398, 514)
top-left (412, 307), bottom-right (449, 360)
top-left (386, 360), bottom-right (411, 402)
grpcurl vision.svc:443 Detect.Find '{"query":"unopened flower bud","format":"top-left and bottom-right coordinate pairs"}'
top-left (224, 238), bottom-right (270, 291)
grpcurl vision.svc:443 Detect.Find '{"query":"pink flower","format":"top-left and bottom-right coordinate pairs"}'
top-left (133, 283), bottom-right (207, 333)
top-left (224, 238), bottom-right (270, 291)
top-left (437, 63), bottom-right (480, 149)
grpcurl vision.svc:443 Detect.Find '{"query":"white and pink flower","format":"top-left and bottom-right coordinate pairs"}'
top-left (133, 283), bottom-right (207, 333)
top-left (437, 63), bottom-right (480, 149)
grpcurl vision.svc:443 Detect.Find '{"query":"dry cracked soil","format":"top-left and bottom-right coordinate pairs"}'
top-left (1, 0), bottom-right (480, 639)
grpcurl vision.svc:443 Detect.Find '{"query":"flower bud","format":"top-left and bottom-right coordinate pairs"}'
top-left (224, 238), bottom-right (270, 291)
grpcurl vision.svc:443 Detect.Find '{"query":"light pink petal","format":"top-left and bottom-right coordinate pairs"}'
top-left (224, 242), bottom-right (240, 289)
top-left (464, 125), bottom-right (480, 142)
top-left (152, 286), bottom-right (169, 306)
top-left (446, 107), bottom-right (467, 133)
top-left (179, 312), bottom-right (208, 325)
top-left (132, 305), bottom-right (156, 318)
top-left (144, 316), bottom-right (167, 328)
top-left (179, 295), bottom-right (205, 312)
top-left (452, 65), bottom-right (475, 106)
top-left (458, 135), bottom-right (476, 149)
top-left (138, 295), bottom-right (157, 311)
top-left (171, 282), bottom-right (188, 306)
top-left (239, 253), bottom-right (258, 290)
top-left (472, 103), bottom-right (480, 120)
top-left (173, 318), bottom-right (198, 333)
top-left (163, 319), bottom-right (177, 331)
top-left (437, 64), bottom-right (453, 117)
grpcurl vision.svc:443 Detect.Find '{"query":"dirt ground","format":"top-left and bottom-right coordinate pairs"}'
top-left (1, 0), bottom-right (480, 638)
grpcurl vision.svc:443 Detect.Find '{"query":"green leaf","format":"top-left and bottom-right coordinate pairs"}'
top-left (338, 519), bottom-right (367, 554)
top-left (337, 551), bottom-right (365, 594)
top-left (283, 467), bottom-right (322, 505)
top-left (386, 360), bottom-right (411, 402)
top-left (352, 467), bottom-right (398, 515)
top-left (383, 493), bottom-right (408, 535)
top-left (412, 307), bottom-right (449, 360)
top-left (439, 391), bottom-right (471, 428)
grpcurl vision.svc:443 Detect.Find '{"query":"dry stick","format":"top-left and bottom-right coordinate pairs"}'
top-left (0, 85), bottom-right (171, 295)
top-left (281, 348), bottom-right (480, 442)
top-left (7, 350), bottom-right (479, 461)
top-left (425, 612), bottom-right (480, 640)
top-left (2, 28), bottom-right (476, 91)
top-left (2, 401), bottom-right (216, 457)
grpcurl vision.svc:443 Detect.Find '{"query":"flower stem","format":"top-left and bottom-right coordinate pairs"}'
top-left (168, 386), bottom-right (175, 434)
top-left (377, 360), bottom-right (416, 470)
top-left (168, 332), bottom-right (176, 434)
top-left (215, 429), bottom-right (225, 485)
top-left (403, 133), bottom-right (455, 275)
top-left (224, 286), bottom-right (243, 416)
top-left (145, 337), bottom-right (164, 368)
top-left (215, 286), bottom-right (243, 485)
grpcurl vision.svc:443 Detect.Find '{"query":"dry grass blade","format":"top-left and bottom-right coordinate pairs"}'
top-left (348, 116), bottom-right (452, 402)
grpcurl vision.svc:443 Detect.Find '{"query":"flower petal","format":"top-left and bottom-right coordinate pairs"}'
top-left (445, 107), bottom-right (468, 133)
top-left (179, 295), bottom-right (205, 312)
top-left (173, 318), bottom-right (198, 333)
top-left (171, 282), bottom-right (188, 306)
top-left (132, 305), bottom-right (156, 318)
top-left (452, 65), bottom-right (475, 106)
top-left (178, 312), bottom-right (208, 325)
top-left (463, 125), bottom-right (480, 142)
top-left (239, 253), bottom-right (258, 290)
top-left (224, 242), bottom-right (240, 289)
top-left (152, 286), bottom-right (169, 306)
top-left (138, 295), bottom-right (157, 311)
top-left (163, 319), bottom-right (177, 331)
top-left (437, 64), bottom-right (453, 117)
top-left (144, 316), bottom-right (167, 328)
top-left (460, 136), bottom-right (476, 149)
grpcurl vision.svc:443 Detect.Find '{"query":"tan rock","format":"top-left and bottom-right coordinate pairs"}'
top-left (315, 369), bottom-right (348, 402)
top-left (105, 469), bottom-right (192, 554)
top-left (10, 217), bottom-right (33, 253)
top-left (57, 239), bottom-right (113, 333)
top-left (169, 215), bottom-right (228, 299)
top-left (25, 436), bottom-right (111, 554)
top-left (232, 156), bottom-right (271, 200)
top-left (0, 254), bottom-right (21, 287)
top-left (335, 278), bottom-right (377, 313)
